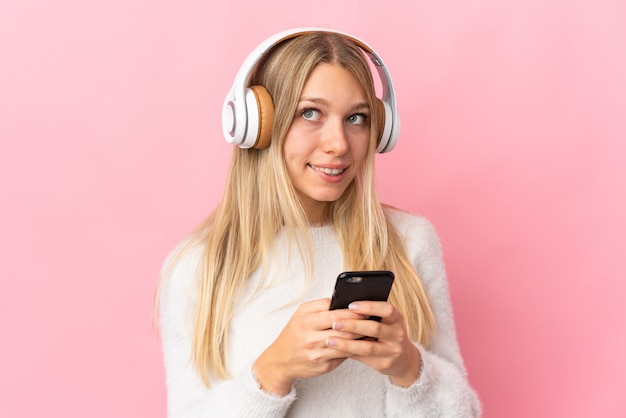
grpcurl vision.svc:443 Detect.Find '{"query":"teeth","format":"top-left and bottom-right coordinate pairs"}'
top-left (311, 165), bottom-right (345, 176)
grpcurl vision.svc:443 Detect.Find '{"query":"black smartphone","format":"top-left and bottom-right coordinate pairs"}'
top-left (329, 270), bottom-right (395, 321)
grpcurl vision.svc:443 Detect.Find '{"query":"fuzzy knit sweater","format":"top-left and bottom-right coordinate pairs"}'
top-left (159, 208), bottom-right (481, 417)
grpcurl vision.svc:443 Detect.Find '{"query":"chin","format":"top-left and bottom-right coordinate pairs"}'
top-left (311, 191), bottom-right (347, 203)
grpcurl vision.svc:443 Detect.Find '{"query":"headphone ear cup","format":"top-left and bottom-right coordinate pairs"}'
top-left (375, 99), bottom-right (393, 152)
top-left (246, 85), bottom-right (274, 149)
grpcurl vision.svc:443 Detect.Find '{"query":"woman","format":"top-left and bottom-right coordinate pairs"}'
top-left (158, 28), bottom-right (481, 417)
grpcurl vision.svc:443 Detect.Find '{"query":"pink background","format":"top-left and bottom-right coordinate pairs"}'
top-left (1, 0), bottom-right (625, 416)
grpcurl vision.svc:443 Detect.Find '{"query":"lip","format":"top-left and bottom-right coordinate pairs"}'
top-left (307, 163), bottom-right (349, 182)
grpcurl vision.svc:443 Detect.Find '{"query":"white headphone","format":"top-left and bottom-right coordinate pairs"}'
top-left (222, 27), bottom-right (400, 153)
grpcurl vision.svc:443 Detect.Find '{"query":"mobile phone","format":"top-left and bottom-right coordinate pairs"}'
top-left (329, 270), bottom-right (395, 321)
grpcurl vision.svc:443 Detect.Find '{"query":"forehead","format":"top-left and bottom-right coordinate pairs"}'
top-left (300, 63), bottom-right (367, 104)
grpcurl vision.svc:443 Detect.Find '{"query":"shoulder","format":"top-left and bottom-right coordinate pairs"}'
top-left (383, 205), bottom-right (445, 279)
top-left (159, 241), bottom-right (205, 313)
top-left (383, 205), bottom-right (441, 245)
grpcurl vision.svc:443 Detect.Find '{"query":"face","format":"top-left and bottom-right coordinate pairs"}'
top-left (283, 63), bottom-right (371, 223)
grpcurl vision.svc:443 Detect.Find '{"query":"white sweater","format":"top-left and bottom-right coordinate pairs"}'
top-left (159, 208), bottom-right (481, 417)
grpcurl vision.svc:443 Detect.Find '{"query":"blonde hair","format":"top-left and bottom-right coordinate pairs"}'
top-left (159, 31), bottom-right (436, 386)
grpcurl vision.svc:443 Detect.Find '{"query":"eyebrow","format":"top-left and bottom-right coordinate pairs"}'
top-left (299, 97), bottom-right (370, 112)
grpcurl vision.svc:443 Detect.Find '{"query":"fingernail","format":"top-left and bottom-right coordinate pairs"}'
top-left (348, 302), bottom-right (360, 311)
top-left (332, 321), bottom-right (344, 331)
top-left (325, 338), bottom-right (337, 348)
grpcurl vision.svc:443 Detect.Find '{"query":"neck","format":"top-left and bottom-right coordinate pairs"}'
top-left (296, 196), bottom-right (330, 225)
top-left (303, 205), bottom-right (330, 225)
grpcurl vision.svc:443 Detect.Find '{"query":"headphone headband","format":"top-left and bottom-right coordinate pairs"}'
top-left (222, 27), bottom-right (400, 153)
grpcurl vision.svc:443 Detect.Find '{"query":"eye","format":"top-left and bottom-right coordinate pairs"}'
top-left (347, 113), bottom-right (368, 125)
top-left (301, 107), bottom-right (322, 121)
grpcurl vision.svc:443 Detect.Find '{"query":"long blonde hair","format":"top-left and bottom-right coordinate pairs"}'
top-left (159, 31), bottom-right (436, 386)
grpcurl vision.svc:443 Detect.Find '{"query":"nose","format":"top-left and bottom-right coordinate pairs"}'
top-left (320, 117), bottom-right (349, 155)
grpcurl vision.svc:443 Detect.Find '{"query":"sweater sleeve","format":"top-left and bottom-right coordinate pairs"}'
top-left (384, 213), bottom-right (482, 417)
top-left (159, 247), bottom-right (296, 418)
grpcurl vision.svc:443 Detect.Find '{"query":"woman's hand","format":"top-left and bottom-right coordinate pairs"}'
top-left (324, 301), bottom-right (422, 387)
top-left (253, 298), bottom-right (365, 395)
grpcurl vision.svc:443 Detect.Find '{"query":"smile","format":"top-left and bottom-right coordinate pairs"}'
top-left (308, 164), bottom-right (347, 176)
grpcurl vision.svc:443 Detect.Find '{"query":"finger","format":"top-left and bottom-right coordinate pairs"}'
top-left (298, 298), bottom-right (366, 318)
top-left (324, 335), bottom-right (385, 357)
top-left (332, 317), bottom-right (395, 341)
top-left (348, 301), bottom-right (402, 324)
top-left (304, 308), bottom-right (368, 332)
top-left (297, 298), bottom-right (332, 314)
top-left (326, 327), bottom-right (367, 341)
top-left (316, 352), bottom-right (350, 372)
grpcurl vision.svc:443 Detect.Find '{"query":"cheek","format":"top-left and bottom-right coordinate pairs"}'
top-left (352, 136), bottom-right (371, 166)
top-left (283, 133), bottom-right (316, 163)
top-left (282, 140), bottom-right (307, 177)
